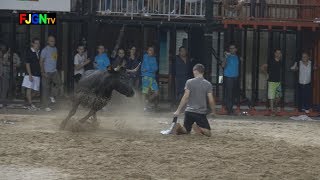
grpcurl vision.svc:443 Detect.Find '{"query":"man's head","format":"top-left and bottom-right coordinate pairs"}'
top-left (129, 46), bottom-right (137, 56)
top-left (47, 35), bottom-right (56, 47)
top-left (179, 46), bottom-right (187, 57)
top-left (274, 49), bottom-right (282, 60)
top-left (118, 48), bottom-right (125, 58)
top-left (193, 63), bottom-right (205, 77)
top-left (229, 44), bottom-right (237, 54)
top-left (31, 38), bottom-right (40, 50)
top-left (302, 52), bottom-right (310, 62)
top-left (147, 46), bottom-right (155, 56)
top-left (97, 45), bottom-right (105, 54)
top-left (77, 44), bottom-right (85, 55)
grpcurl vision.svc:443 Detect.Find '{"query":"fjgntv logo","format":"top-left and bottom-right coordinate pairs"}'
top-left (19, 13), bottom-right (56, 25)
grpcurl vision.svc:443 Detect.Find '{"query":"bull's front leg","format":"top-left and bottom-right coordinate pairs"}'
top-left (60, 101), bottom-right (80, 130)
top-left (79, 109), bottom-right (97, 124)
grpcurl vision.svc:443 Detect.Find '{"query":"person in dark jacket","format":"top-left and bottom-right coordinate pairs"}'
top-left (173, 46), bottom-right (192, 105)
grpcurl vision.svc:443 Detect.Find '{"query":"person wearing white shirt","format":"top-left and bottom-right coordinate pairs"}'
top-left (74, 44), bottom-right (91, 83)
top-left (291, 53), bottom-right (313, 113)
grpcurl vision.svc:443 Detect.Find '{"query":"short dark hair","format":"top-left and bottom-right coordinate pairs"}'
top-left (274, 48), bottom-right (281, 53)
top-left (47, 35), bottom-right (55, 39)
top-left (193, 63), bottom-right (205, 74)
top-left (31, 37), bottom-right (40, 43)
top-left (302, 51), bottom-right (309, 56)
top-left (77, 44), bottom-right (85, 48)
top-left (179, 46), bottom-right (186, 51)
top-left (229, 43), bottom-right (237, 48)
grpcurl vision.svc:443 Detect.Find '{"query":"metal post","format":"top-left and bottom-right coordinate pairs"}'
top-left (216, 31), bottom-right (221, 98)
top-left (251, 28), bottom-right (257, 107)
top-left (294, 30), bottom-right (302, 109)
top-left (255, 28), bottom-right (261, 102)
top-left (281, 30), bottom-right (287, 108)
top-left (9, 15), bottom-right (16, 99)
top-left (242, 27), bottom-right (247, 98)
top-left (67, 22), bottom-right (74, 94)
top-left (169, 25), bottom-right (177, 107)
top-left (266, 29), bottom-right (273, 109)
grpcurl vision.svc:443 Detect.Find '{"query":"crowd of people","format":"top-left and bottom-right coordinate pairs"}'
top-left (0, 35), bottom-right (317, 117)
top-left (223, 43), bottom-right (317, 115)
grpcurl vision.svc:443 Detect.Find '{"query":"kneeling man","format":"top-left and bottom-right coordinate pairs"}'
top-left (173, 64), bottom-right (216, 137)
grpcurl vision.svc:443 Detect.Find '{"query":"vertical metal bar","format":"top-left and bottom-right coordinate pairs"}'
top-left (216, 31), bottom-right (221, 98)
top-left (255, 28), bottom-right (261, 101)
top-left (168, 0), bottom-right (171, 21)
top-left (266, 29), bottom-right (273, 108)
top-left (251, 29), bottom-right (257, 106)
top-left (9, 15), bottom-right (16, 99)
top-left (200, 0), bottom-right (203, 16)
top-left (170, 25), bottom-right (177, 106)
top-left (294, 30), bottom-right (302, 108)
top-left (99, 0), bottom-right (101, 11)
top-left (242, 27), bottom-right (247, 99)
top-left (131, 0), bottom-right (134, 19)
top-left (281, 30), bottom-right (287, 108)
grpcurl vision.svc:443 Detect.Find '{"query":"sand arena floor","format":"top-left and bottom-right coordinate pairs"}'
top-left (1, 94), bottom-right (320, 180)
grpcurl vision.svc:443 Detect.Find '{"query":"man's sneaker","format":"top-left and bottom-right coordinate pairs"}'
top-left (27, 104), bottom-right (39, 111)
top-left (45, 107), bottom-right (52, 112)
top-left (50, 97), bottom-right (56, 103)
top-left (305, 109), bottom-right (310, 114)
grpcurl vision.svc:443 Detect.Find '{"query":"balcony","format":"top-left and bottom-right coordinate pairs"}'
top-left (94, 0), bottom-right (206, 20)
top-left (212, 0), bottom-right (320, 29)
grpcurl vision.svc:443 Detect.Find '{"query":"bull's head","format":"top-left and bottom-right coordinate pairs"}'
top-left (106, 65), bottom-right (135, 97)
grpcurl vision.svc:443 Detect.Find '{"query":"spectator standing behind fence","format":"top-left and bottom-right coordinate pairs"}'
top-left (0, 44), bottom-right (21, 101)
top-left (112, 48), bottom-right (127, 69)
top-left (126, 46), bottom-right (141, 89)
top-left (250, 0), bottom-right (266, 18)
top-left (22, 38), bottom-right (41, 111)
top-left (290, 52), bottom-right (318, 114)
top-left (40, 35), bottom-right (62, 112)
top-left (74, 44), bottom-right (91, 83)
top-left (141, 46), bottom-right (159, 112)
top-left (222, 44), bottom-right (240, 115)
top-left (261, 49), bottom-right (283, 115)
top-left (174, 46), bottom-right (192, 106)
top-left (94, 45), bottom-right (110, 70)
top-left (223, 0), bottom-right (245, 18)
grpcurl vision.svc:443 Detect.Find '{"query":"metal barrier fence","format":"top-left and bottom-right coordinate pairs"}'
top-left (96, 0), bottom-right (206, 19)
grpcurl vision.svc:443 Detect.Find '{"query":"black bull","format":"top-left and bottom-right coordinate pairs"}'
top-left (60, 68), bottom-right (135, 129)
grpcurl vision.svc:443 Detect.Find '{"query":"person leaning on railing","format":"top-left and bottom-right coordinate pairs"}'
top-left (223, 0), bottom-right (245, 18)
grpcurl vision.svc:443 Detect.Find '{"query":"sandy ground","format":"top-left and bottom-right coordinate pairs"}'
top-left (1, 96), bottom-right (320, 179)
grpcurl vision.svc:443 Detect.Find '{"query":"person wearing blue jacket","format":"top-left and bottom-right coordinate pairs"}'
top-left (94, 45), bottom-right (110, 70)
top-left (141, 46), bottom-right (159, 111)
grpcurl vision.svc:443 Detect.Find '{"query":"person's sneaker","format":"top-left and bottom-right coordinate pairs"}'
top-left (50, 97), bottom-right (56, 103)
top-left (305, 109), bottom-right (310, 114)
top-left (27, 104), bottom-right (39, 111)
top-left (45, 107), bottom-right (52, 112)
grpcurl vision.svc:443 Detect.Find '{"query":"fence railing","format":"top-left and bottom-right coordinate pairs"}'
top-left (95, 0), bottom-right (206, 20)
top-left (70, 0), bottom-right (320, 22)
top-left (213, 0), bottom-right (320, 22)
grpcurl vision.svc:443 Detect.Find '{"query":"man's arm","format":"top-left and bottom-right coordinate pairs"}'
top-left (174, 89), bottom-right (190, 116)
top-left (40, 57), bottom-right (45, 74)
top-left (207, 92), bottom-right (216, 115)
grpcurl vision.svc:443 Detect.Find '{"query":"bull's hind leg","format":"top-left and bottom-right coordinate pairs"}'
top-left (60, 101), bottom-right (80, 130)
top-left (79, 109), bottom-right (97, 124)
